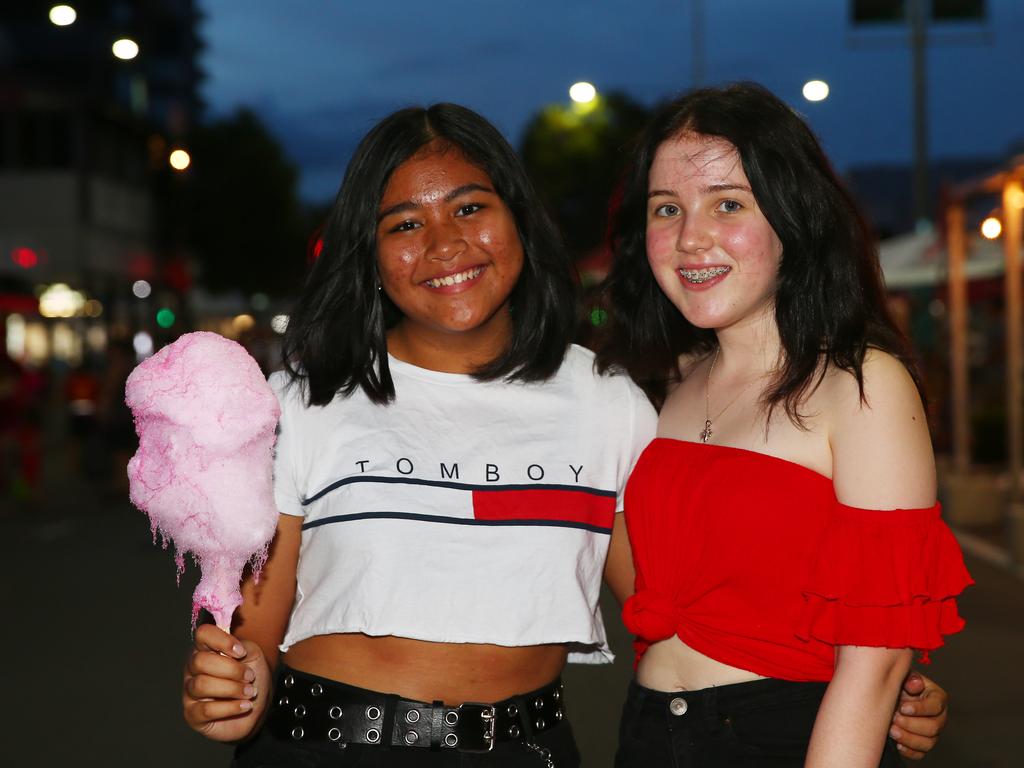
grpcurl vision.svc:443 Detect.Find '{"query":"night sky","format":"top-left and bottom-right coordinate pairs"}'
top-left (198, 0), bottom-right (1024, 203)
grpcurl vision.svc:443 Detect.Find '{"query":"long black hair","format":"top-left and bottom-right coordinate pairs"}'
top-left (282, 103), bottom-right (578, 406)
top-left (597, 82), bottom-right (922, 419)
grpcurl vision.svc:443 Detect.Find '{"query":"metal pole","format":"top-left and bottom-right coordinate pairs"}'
top-left (947, 203), bottom-right (970, 473)
top-left (910, 0), bottom-right (930, 225)
top-left (691, 0), bottom-right (705, 88)
top-left (1004, 178), bottom-right (1024, 571)
top-left (1005, 179), bottom-right (1024, 494)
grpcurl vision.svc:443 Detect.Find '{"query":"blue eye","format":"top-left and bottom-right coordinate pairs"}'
top-left (718, 200), bottom-right (742, 213)
top-left (653, 203), bottom-right (680, 217)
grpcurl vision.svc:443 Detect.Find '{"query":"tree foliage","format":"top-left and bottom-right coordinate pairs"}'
top-left (179, 109), bottom-right (308, 296)
top-left (520, 92), bottom-right (649, 255)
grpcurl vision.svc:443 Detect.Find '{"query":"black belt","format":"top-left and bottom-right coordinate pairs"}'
top-left (266, 666), bottom-right (566, 752)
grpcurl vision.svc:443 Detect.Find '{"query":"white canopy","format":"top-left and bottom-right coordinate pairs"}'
top-left (879, 231), bottom-right (1005, 289)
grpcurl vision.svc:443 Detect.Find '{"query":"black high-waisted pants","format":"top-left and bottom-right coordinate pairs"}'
top-left (614, 678), bottom-right (903, 767)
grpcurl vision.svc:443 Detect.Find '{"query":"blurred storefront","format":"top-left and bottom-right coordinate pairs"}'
top-left (0, 1), bottom-right (202, 368)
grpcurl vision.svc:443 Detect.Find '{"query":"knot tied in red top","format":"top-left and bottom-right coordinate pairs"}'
top-left (623, 589), bottom-right (677, 641)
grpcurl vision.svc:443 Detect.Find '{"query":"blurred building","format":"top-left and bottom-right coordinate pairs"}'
top-left (0, 1), bottom-right (202, 366)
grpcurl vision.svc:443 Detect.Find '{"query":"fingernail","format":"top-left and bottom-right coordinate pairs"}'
top-left (239, 700), bottom-right (253, 711)
top-left (244, 668), bottom-right (256, 683)
top-left (232, 643), bottom-right (245, 658)
top-left (243, 685), bottom-right (256, 698)
top-left (900, 704), bottom-right (914, 716)
top-left (889, 727), bottom-right (900, 739)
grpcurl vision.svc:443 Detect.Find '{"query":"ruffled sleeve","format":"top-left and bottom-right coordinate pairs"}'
top-left (797, 502), bottom-right (972, 655)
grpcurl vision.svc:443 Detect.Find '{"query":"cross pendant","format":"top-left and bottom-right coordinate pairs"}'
top-left (699, 419), bottom-right (713, 443)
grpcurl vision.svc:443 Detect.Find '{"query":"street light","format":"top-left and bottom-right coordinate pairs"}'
top-left (49, 5), bottom-right (77, 26)
top-left (169, 148), bottom-right (191, 171)
top-left (981, 216), bottom-right (1002, 239)
top-left (802, 80), bottom-right (829, 102)
top-left (569, 82), bottom-right (597, 104)
top-left (112, 38), bottom-right (140, 60)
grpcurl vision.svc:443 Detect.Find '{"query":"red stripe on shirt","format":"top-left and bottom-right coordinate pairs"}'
top-left (472, 489), bottom-right (615, 529)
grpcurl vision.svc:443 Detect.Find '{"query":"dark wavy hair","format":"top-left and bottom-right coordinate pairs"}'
top-left (596, 82), bottom-right (922, 419)
top-left (282, 103), bottom-right (578, 406)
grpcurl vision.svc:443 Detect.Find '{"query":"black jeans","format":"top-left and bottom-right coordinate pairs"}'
top-left (614, 678), bottom-right (903, 767)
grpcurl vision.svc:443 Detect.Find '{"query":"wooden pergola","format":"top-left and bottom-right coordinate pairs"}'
top-left (946, 155), bottom-right (1024, 566)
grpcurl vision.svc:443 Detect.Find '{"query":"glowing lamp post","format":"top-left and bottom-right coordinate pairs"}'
top-left (981, 216), bottom-right (1002, 240)
top-left (802, 80), bottom-right (829, 102)
top-left (569, 81), bottom-right (597, 104)
top-left (49, 5), bottom-right (77, 26)
top-left (169, 149), bottom-right (191, 171)
top-left (112, 38), bottom-right (140, 60)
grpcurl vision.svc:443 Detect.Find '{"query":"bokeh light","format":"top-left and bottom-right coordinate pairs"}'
top-left (169, 148), bottom-right (191, 171)
top-left (112, 38), bottom-right (140, 60)
top-left (133, 331), bottom-right (154, 359)
top-left (232, 313), bottom-right (255, 333)
top-left (981, 217), bottom-right (1002, 239)
top-left (569, 82), bottom-right (597, 104)
top-left (49, 5), bottom-right (77, 26)
top-left (11, 247), bottom-right (38, 269)
top-left (270, 314), bottom-right (289, 334)
top-left (802, 80), bottom-right (830, 102)
top-left (39, 283), bottom-right (86, 318)
top-left (132, 279), bottom-right (152, 299)
top-left (156, 308), bottom-right (176, 328)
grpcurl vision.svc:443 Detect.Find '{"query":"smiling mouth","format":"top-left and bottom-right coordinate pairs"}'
top-left (423, 266), bottom-right (484, 288)
top-left (679, 266), bottom-right (730, 283)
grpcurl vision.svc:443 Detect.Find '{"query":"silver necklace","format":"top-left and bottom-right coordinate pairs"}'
top-left (699, 348), bottom-right (764, 444)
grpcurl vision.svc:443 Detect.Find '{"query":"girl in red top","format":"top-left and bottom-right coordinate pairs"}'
top-left (598, 83), bottom-right (971, 766)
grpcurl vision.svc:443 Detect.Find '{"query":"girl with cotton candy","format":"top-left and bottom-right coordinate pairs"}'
top-left (598, 83), bottom-right (971, 767)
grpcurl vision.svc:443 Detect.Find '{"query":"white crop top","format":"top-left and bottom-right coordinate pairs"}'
top-left (271, 344), bottom-right (657, 663)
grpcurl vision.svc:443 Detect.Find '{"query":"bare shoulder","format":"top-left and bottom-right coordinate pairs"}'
top-left (824, 349), bottom-right (936, 509)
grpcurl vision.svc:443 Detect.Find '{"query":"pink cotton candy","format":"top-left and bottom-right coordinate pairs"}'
top-left (126, 331), bottom-right (280, 631)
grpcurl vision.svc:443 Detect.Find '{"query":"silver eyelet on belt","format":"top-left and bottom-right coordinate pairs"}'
top-left (536, 718), bottom-right (546, 730)
top-left (508, 724), bottom-right (520, 738)
top-left (404, 730), bottom-right (419, 744)
top-left (366, 706), bottom-right (382, 721)
top-left (329, 706), bottom-right (343, 720)
top-left (444, 733), bottom-right (459, 747)
top-left (310, 683), bottom-right (323, 696)
top-left (444, 710), bottom-right (459, 726)
top-left (555, 708), bottom-right (564, 721)
top-left (293, 705), bottom-right (306, 718)
top-left (533, 697), bottom-right (545, 710)
top-left (506, 704), bottom-right (518, 716)
top-left (291, 726), bottom-right (304, 740)
top-left (277, 696), bottom-right (289, 707)
top-left (553, 688), bottom-right (561, 700)
top-left (405, 709), bottom-right (420, 723)
top-left (366, 728), bottom-right (380, 743)
top-left (283, 674), bottom-right (295, 688)
top-left (327, 727), bottom-right (342, 742)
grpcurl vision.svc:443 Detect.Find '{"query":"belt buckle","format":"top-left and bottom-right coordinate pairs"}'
top-left (454, 702), bottom-right (496, 752)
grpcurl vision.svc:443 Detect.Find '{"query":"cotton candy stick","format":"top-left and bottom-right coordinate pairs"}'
top-left (125, 331), bottom-right (280, 632)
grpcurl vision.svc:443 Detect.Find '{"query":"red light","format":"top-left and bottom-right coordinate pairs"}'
top-left (11, 247), bottom-right (38, 268)
top-left (313, 238), bottom-right (323, 258)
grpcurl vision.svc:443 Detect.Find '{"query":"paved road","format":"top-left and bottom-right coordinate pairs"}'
top-left (1, 475), bottom-right (1019, 767)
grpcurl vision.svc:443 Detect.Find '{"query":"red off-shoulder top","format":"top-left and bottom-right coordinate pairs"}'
top-left (622, 439), bottom-right (972, 682)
